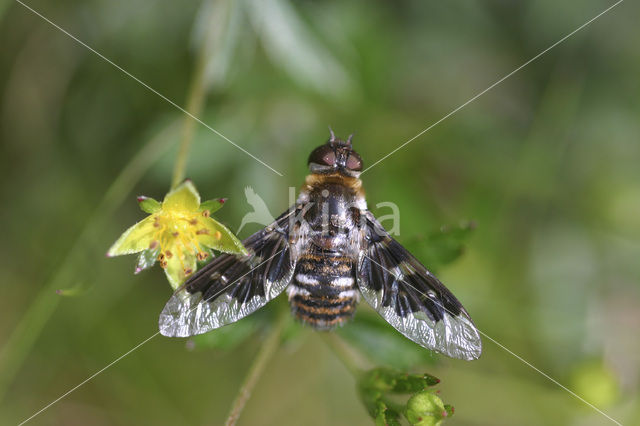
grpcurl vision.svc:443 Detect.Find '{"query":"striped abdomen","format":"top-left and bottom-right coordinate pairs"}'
top-left (287, 249), bottom-right (358, 330)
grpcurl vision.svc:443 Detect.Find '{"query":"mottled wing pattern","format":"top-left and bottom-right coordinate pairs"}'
top-left (356, 211), bottom-right (482, 360)
top-left (159, 208), bottom-right (297, 337)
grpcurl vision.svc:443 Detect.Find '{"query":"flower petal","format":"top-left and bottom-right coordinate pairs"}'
top-left (107, 216), bottom-right (157, 256)
top-left (164, 251), bottom-right (198, 290)
top-left (163, 180), bottom-right (200, 211)
top-left (198, 217), bottom-right (248, 255)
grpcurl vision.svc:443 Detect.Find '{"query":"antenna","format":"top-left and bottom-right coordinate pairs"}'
top-left (346, 133), bottom-right (354, 145)
top-left (328, 126), bottom-right (336, 142)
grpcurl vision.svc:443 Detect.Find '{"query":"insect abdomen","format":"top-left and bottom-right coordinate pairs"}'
top-left (287, 251), bottom-right (358, 330)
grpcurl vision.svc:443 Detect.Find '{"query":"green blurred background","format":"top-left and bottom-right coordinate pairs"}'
top-left (1, 0), bottom-right (639, 424)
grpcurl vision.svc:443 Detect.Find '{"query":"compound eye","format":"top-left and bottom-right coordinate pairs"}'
top-left (346, 153), bottom-right (362, 171)
top-left (308, 146), bottom-right (336, 166)
top-left (322, 151), bottom-right (336, 166)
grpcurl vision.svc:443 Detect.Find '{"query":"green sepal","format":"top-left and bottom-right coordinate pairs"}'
top-left (135, 247), bottom-right (160, 274)
top-left (392, 372), bottom-right (440, 393)
top-left (375, 400), bottom-right (402, 426)
top-left (443, 404), bottom-right (454, 418)
top-left (137, 196), bottom-right (161, 213)
top-left (199, 198), bottom-right (227, 215)
top-left (360, 367), bottom-right (397, 393)
top-left (360, 367), bottom-right (440, 395)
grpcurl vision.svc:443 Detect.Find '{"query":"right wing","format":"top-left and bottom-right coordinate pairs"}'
top-left (357, 210), bottom-right (482, 360)
top-left (159, 208), bottom-right (297, 337)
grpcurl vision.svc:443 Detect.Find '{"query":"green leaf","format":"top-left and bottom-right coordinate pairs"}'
top-left (199, 198), bottom-right (227, 215)
top-left (245, 0), bottom-right (352, 98)
top-left (137, 196), bottom-right (161, 213)
top-left (404, 221), bottom-right (476, 273)
top-left (337, 311), bottom-right (437, 370)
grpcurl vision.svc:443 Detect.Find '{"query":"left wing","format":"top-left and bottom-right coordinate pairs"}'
top-left (159, 208), bottom-right (297, 337)
top-left (356, 210), bottom-right (482, 360)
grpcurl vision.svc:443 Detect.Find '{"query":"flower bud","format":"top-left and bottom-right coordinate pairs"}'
top-left (405, 391), bottom-right (447, 426)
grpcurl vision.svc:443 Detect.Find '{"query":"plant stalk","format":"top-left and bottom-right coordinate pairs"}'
top-left (170, 49), bottom-right (208, 189)
top-left (225, 313), bottom-right (287, 426)
top-left (170, 0), bottom-right (226, 188)
top-left (321, 332), bottom-right (365, 376)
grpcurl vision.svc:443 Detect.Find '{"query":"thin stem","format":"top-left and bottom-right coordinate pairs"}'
top-left (225, 312), bottom-right (287, 426)
top-left (320, 332), bottom-right (365, 376)
top-left (170, 50), bottom-right (207, 189)
top-left (170, 0), bottom-right (229, 188)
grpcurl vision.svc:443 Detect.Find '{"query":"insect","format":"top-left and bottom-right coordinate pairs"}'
top-left (159, 132), bottom-right (482, 360)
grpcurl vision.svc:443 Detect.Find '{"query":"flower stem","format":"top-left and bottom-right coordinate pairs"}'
top-left (170, 49), bottom-right (207, 189)
top-left (225, 312), bottom-right (287, 426)
top-left (320, 332), bottom-right (366, 377)
top-left (170, 0), bottom-right (227, 189)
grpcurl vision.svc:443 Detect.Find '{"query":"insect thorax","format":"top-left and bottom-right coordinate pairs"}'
top-left (286, 174), bottom-right (366, 329)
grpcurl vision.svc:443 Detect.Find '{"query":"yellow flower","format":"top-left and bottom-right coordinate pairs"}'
top-left (108, 180), bottom-right (247, 289)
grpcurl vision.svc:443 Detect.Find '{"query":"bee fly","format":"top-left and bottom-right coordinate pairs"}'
top-left (159, 132), bottom-right (482, 360)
